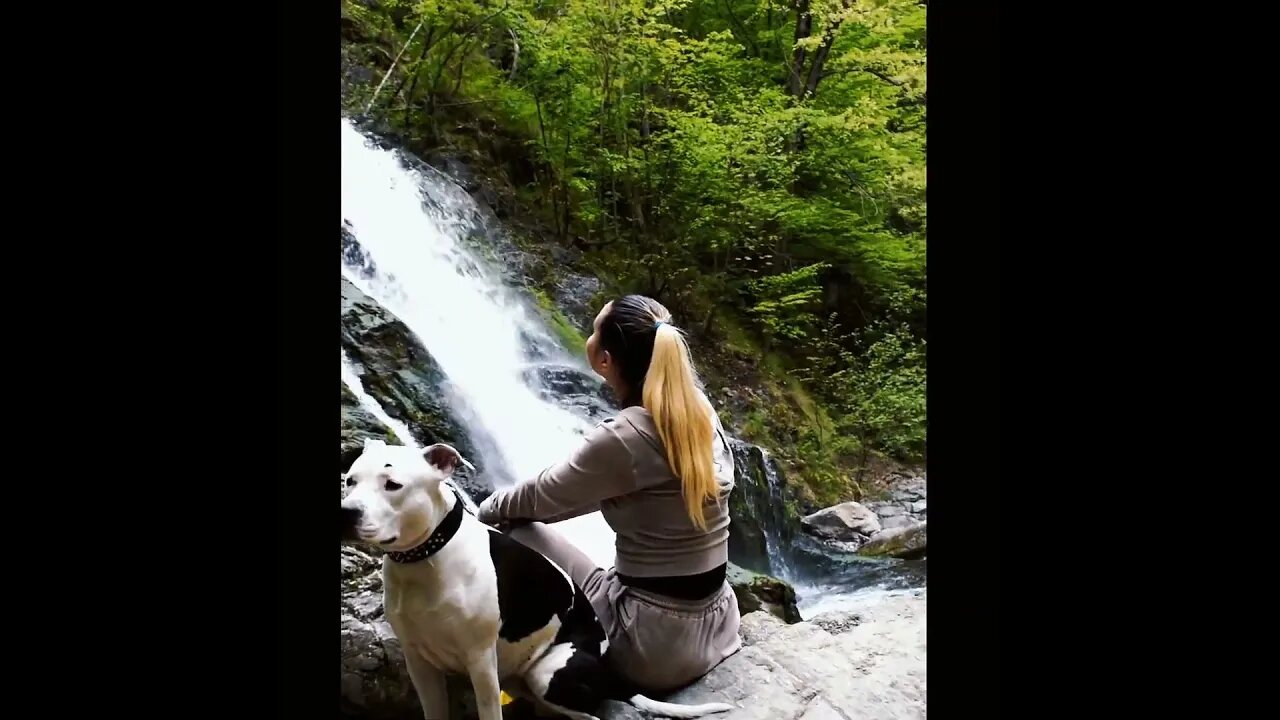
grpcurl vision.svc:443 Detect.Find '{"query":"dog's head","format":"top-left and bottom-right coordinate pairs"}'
top-left (340, 438), bottom-right (469, 552)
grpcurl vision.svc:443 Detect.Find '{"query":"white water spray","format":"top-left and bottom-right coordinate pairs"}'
top-left (340, 119), bottom-right (616, 568)
top-left (342, 349), bottom-right (480, 514)
top-left (341, 350), bottom-right (418, 448)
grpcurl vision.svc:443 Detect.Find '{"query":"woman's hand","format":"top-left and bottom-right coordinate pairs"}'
top-left (476, 496), bottom-right (500, 526)
top-left (477, 496), bottom-right (530, 533)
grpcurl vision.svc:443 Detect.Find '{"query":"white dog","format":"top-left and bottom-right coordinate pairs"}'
top-left (340, 438), bottom-right (734, 720)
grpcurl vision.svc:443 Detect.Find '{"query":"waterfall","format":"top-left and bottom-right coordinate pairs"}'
top-left (758, 449), bottom-right (794, 581)
top-left (339, 118), bottom-right (616, 568)
top-left (341, 349), bottom-right (481, 515)
top-left (341, 349), bottom-right (417, 449)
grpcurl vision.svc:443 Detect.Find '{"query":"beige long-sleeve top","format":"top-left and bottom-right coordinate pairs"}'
top-left (476, 405), bottom-right (736, 577)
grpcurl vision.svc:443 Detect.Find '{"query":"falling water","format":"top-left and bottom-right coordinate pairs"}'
top-left (758, 449), bottom-right (794, 581)
top-left (339, 118), bottom-right (616, 568)
top-left (341, 349), bottom-right (417, 449)
top-left (342, 349), bottom-right (480, 515)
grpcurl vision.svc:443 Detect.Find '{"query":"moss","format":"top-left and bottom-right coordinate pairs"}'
top-left (530, 288), bottom-right (587, 356)
top-left (726, 563), bottom-right (801, 624)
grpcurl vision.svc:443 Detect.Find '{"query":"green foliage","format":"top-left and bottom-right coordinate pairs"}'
top-left (801, 310), bottom-right (926, 461)
top-left (343, 0), bottom-right (927, 498)
top-left (746, 262), bottom-right (828, 345)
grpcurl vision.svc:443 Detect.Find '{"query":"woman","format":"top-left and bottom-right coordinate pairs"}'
top-left (477, 294), bottom-right (741, 692)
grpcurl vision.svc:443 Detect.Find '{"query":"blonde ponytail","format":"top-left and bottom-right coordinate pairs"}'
top-left (642, 320), bottom-right (718, 530)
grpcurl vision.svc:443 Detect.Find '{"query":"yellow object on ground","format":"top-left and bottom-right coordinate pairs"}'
top-left (500, 692), bottom-right (513, 706)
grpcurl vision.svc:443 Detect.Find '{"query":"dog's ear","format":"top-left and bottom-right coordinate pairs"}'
top-left (363, 437), bottom-right (387, 451)
top-left (422, 444), bottom-right (473, 476)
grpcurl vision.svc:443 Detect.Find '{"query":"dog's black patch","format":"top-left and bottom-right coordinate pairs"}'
top-left (487, 530), bottom-right (575, 642)
top-left (542, 647), bottom-right (611, 712)
top-left (488, 528), bottom-right (636, 715)
top-left (554, 584), bottom-right (607, 653)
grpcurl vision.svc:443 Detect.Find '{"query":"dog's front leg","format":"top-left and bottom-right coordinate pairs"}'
top-left (465, 646), bottom-right (503, 720)
top-left (404, 651), bottom-right (449, 720)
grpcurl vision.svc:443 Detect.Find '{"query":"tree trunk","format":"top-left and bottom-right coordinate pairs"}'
top-left (786, 0), bottom-right (812, 99)
top-left (533, 93), bottom-right (560, 239)
top-left (451, 39), bottom-right (475, 97)
top-left (561, 119), bottom-right (573, 242)
top-left (803, 0), bottom-right (853, 98)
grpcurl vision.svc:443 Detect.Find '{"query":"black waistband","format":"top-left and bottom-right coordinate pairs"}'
top-left (616, 563), bottom-right (727, 601)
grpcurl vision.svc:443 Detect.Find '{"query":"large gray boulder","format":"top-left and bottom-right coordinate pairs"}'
top-left (634, 589), bottom-right (928, 720)
top-left (802, 501), bottom-right (882, 542)
top-left (858, 522), bottom-right (927, 560)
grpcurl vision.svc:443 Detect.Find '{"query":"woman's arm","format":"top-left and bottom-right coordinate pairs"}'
top-left (541, 503), bottom-right (602, 524)
top-left (477, 420), bottom-right (634, 524)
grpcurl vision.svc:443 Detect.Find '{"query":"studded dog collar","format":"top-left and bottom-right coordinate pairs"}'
top-left (385, 488), bottom-right (466, 564)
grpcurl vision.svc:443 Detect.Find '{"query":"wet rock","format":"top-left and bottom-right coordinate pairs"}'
top-left (340, 277), bottom-right (496, 501)
top-left (341, 223), bottom-right (378, 280)
top-left (523, 363), bottom-right (602, 397)
top-left (726, 440), bottom-right (797, 577)
top-left (341, 383), bottom-right (397, 471)
top-left (424, 150), bottom-right (481, 192)
top-left (727, 562), bottom-right (802, 624)
top-left (552, 273), bottom-right (602, 334)
top-left (858, 522), bottom-right (927, 560)
top-left (801, 502), bottom-right (882, 542)
top-left (521, 363), bottom-right (616, 424)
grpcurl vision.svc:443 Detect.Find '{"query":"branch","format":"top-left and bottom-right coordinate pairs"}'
top-left (508, 27), bottom-right (520, 81)
top-left (722, 0), bottom-right (760, 56)
top-left (364, 20), bottom-right (426, 114)
top-left (434, 98), bottom-right (501, 109)
top-left (821, 66), bottom-right (909, 88)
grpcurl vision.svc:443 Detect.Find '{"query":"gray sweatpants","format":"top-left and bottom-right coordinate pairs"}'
top-left (508, 522), bottom-right (742, 693)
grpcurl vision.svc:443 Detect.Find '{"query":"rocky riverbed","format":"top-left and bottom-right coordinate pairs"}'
top-left (799, 472), bottom-right (927, 560)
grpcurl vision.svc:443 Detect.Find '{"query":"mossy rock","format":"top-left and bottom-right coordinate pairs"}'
top-left (529, 287), bottom-right (587, 356)
top-left (726, 562), bottom-right (801, 624)
top-left (341, 382), bottom-right (402, 471)
top-left (857, 522), bottom-right (927, 560)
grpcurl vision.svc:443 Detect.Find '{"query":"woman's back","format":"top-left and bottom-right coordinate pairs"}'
top-left (600, 406), bottom-right (735, 578)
